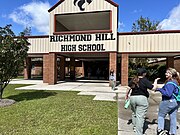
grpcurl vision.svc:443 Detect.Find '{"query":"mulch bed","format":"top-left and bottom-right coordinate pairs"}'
top-left (0, 99), bottom-right (16, 107)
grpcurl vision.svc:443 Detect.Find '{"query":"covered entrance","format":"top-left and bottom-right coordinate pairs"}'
top-left (54, 51), bottom-right (116, 83)
top-left (84, 61), bottom-right (109, 80)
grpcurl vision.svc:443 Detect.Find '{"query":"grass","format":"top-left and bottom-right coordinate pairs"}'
top-left (0, 84), bottom-right (117, 135)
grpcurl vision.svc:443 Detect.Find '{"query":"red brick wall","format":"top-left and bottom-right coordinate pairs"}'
top-left (70, 57), bottom-right (75, 80)
top-left (24, 57), bottom-right (31, 79)
top-left (48, 53), bottom-right (57, 85)
top-left (175, 59), bottom-right (180, 73)
top-left (59, 57), bottom-right (65, 80)
top-left (121, 53), bottom-right (129, 86)
top-left (80, 61), bottom-right (85, 77)
top-left (109, 52), bottom-right (117, 75)
top-left (166, 57), bottom-right (174, 68)
top-left (43, 54), bottom-right (49, 83)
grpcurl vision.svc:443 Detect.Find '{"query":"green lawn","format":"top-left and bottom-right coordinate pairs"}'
top-left (0, 84), bottom-right (117, 135)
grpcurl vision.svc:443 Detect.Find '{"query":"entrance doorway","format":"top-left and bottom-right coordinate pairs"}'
top-left (84, 61), bottom-right (109, 80)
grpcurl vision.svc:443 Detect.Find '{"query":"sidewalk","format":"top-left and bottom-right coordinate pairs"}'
top-left (10, 79), bottom-right (117, 101)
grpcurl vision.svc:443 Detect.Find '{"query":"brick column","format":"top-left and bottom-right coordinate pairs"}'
top-left (49, 53), bottom-right (57, 85)
top-left (109, 52), bottom-right (117, 79)
top-left (166, 57), bottom-right (174, 68)
top-left (81, 61), bottom-right (85, 77)
top-left (43, 54), bottom-right (49, 83)
top-left (24, 57), bottom-right (31, 79)
top-left (59, 56), bottom-right (65, 81)
top-left (70, 57), bottom-right (75, 80)
top-left (121, 53), bottom-right (129, 86)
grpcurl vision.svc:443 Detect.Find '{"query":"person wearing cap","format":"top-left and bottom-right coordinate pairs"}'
top-left (126, 68), bottom-right (159, 135)
top-left (155, 67), bottom-right (180, 135)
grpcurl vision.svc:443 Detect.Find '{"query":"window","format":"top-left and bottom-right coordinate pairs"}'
top-left (54, 10), bottom-right (111, 34)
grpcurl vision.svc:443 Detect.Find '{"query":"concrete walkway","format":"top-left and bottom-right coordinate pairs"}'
top-left (10, 79), bottom-right (118, 101)
top-left (10, 79), bottom-right (180, 135)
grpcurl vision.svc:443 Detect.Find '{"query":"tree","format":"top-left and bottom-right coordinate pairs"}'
top-left (132, 16), bottom-right (159, 32)
top-left (19, 26), bottom-right (31, 36)
top-left (0, 25), bottom-right (29, 99)
top-left (129, 16), bottom-right (160, 77)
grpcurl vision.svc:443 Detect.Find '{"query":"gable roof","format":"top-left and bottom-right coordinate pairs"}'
top-left (48, 0), bottom-right (118, 12)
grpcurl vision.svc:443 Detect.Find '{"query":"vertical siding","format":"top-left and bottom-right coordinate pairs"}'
top-left (118, 33), bottom-right (180, 52)
top-left (49, 0), bottom-right (118, 52)
top-left (49, 0), bottom-right (118, 34)
top-left (28, 33), bottom-right (180, 53)
top-left (28, 37), bottom-right (49, 53)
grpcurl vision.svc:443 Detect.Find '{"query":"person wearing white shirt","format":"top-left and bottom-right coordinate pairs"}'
top-left (109, 69), bottom-right (116, 90)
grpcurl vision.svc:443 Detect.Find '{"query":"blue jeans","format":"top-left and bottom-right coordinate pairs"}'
top-left (158, 99), bottom-right (178, 134)
top-left (130, 95), bottom-right (149, 135)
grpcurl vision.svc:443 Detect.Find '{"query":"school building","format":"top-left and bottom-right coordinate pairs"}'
top-left (24, 0), bottom-right (180, 86)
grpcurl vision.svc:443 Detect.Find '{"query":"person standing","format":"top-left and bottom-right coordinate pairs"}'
top-left (126, 68), bottom-right (159, 135)
top-left (109, 69), bottom-right (116, 90)
top-left (155, 67), bottom-right (180, 135)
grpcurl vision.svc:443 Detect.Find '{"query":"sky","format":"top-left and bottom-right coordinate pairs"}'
top-left (0, 0), bottom-right (180, 35)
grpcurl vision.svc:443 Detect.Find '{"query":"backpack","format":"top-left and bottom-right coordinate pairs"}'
top-left (166, 82), bottom-right (180, 102)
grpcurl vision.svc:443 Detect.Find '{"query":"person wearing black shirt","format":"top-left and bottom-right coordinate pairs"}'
top-left (127, 68), bottom-right (159, 135)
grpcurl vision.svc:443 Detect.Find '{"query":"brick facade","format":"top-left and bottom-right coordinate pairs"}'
top-left (70, 57), bottom-right (75, 80)
top-left (166, 57), bottom-right (174, 68)
top-left (43, 54), bottom-right (49, 83)
top-left (48, 53), bottom-right (57, 85)
top-left (59, 56), bottom-right (65, 81)
top-left (109, 52), bottom-right (117, 76)
top-left (175, 59), bottom-right (180, 73)
top-left (23, 0), bottom-right (180, 87)
top-left (121, 53), bottom-right (129, 86)
top-left (43, 53), bottom-right (57, 84)
top-left (24, 57), bottom-right (31, 79)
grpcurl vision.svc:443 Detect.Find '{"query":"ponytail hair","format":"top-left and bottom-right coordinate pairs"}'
top-left (129, 76), bottom-right (139, 88)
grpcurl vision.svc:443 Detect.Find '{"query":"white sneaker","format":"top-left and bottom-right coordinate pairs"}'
top-left (133, 127), bottom-right (136, 132)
